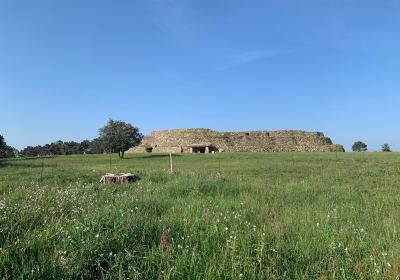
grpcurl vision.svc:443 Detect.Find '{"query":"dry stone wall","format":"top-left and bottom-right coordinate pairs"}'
top-left (128, 128), bottom-right (344, 153)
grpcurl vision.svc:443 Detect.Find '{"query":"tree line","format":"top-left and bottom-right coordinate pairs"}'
top-left (1, 119), bottom-right (143, 159)
top-left (19, 139), bottom-right (105, 157)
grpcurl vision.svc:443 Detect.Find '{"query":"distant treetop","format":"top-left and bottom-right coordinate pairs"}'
top-left (381, 143), bottom-right (391, 152)
top-left (352, 141), bottom-right (367, 152)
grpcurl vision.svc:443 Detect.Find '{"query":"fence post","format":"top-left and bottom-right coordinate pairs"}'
top-left (169, 152), bottom-right (173, 173)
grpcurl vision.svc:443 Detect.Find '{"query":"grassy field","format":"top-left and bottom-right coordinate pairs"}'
top-left (1, 152), bottom-right (400, 279)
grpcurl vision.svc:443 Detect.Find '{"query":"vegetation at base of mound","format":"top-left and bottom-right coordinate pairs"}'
top-left (1, 153), bottom-right (400, 279)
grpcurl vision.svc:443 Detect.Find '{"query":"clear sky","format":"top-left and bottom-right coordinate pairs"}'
top-left (1, 0), bottom-right (400, 151)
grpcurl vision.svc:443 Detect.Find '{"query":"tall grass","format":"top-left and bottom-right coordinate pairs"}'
top-left (1, 153), bottom-right (400, 279)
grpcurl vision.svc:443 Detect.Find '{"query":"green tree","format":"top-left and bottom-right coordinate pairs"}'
top-left (99, 119), bottom-right (143, 158)
top-left (20, 146), bottom-right (38, 157)
top-left (80, 140), bottom-right (91, 154)
top-left (0, 134), bottom-right (17, 158)
top-left (352, 141), bottom-right (367, 152)
top-left (88, 138), bottom-right (104, 154)
top-left (381, 143), bottom-right (391, 152)
top-left (0, 135), bottom-right (5, 151)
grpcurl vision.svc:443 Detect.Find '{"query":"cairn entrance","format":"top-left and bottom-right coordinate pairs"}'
top-left (189, 144), bottom-right (210, 153)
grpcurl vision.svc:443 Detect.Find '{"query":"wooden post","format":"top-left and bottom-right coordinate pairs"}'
top-left (169, 152), bottom-right (173, 173)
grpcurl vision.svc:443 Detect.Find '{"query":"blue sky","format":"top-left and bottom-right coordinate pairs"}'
top-left (1, 0), bottom-right (400, 151)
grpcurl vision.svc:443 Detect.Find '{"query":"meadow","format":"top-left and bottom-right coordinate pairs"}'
top-left (1, 152), bottom-right (400, 279)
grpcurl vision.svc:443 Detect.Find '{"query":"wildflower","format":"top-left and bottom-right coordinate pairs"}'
top-left (316, 223), bottom-right (319, 227)
top-left (387, 262), bottom-right (391, 268)
top-left (109, 252), bottom-right (113, 256)
top-left (382, 252), bottom-right (388, 256)
top-left (95, 234), bottom-right (99, 238)
top-left (239, 273), bottom-right (244, 278)
top-left (225, 227), bottom-right (229, 231)
top-left (344, 247), bottom-right (348, 253)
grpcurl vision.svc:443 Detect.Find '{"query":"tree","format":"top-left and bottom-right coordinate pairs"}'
top-left (80, 140), bottom-right (91, 154)
top-left (99, 119), bottom-right (143, 158)
top-left (20, 146), bottom-right (37, 157)
top-left (381, 143), bottom-right (391, 152)
top-left (0, 135), bottom-right (6, 152)
top-left (352, 141), bottom-right (367, 152)
top-left (0, 134), bottom-right (17, 158)
top-left (88, 138), bottom-right (104, 154)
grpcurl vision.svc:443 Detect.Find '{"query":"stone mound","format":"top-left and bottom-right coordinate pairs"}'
top-left (128, 128), bottom-right (344, 153)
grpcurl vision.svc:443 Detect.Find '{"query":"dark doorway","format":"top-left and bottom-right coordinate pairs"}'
top-left (192, 147), bottom-right (206, 153)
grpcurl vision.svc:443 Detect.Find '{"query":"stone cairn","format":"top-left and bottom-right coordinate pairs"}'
top-left (128, 128), bottom-right (345, 153)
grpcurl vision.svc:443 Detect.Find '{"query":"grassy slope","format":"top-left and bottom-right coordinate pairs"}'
top-left (0, 152), bottom-right (400, 279)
